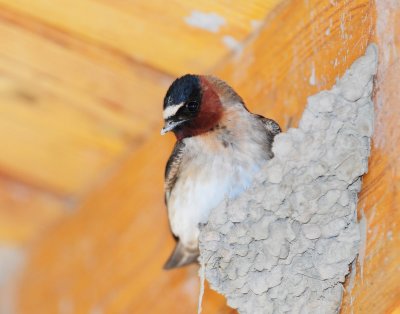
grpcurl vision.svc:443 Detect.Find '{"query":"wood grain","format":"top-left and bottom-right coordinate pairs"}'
top-left (215, 0), bottom-right (375, 128)
top-left (0, 8), bottom-right (171, 196)
top-left (340, 3), bottom-right (400, 312)
top-left (16, 133), bottom-right (231, 313)
top-left (13, 1), bottom-right (398, 313)
top-left (0, 0), bottom-right (282, 75)
top-left (0, 177), bottom-right (65, 244)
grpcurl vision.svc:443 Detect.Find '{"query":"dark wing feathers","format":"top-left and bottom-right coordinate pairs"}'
top-left (164, 140), bottom-right (185, 204)
top-left (254, 114), bottom-right (281, 159)
top-left (164, 141), bottom-right (197, 270)
top-left (254, 114), bottom-right (281, 136)
top-left (163, 241), bottom-right (199, 269)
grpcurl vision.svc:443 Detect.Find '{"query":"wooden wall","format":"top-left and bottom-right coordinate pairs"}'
top-left (0, 0), bottom-right (398, 313)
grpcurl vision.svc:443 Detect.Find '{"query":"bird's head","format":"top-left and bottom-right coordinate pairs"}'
top-left (161, 74), bottom-right (243, 140)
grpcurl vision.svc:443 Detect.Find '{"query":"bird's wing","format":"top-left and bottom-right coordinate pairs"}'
top-left (163, 241), bottom-right (199, 269)
top-left (164, 140), bottom-right (185, 204)
top-left (254, 114), bottom-right (282, 136)
top-left (254, 114), bottom-right (281, 159)
top-left (164, 141), bottom-right (199, 269)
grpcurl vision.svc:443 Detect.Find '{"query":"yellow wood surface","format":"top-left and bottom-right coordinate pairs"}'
top-left (0, 8), bottom-right (170, 197)
top-left (0, 0), bottom-right (282, 75)
top-left (0, 0), bottom-right (281, 246)
top-left (215, 0), bottom-right (375, 127)
top-left (0, 177), bottom-right (65, 244)
top-left (340, 4), bottom-right (400, 313)
top-left (16, 133), bottom-right (231, 313)
top-left (0, 0), bottom-right (399, 313)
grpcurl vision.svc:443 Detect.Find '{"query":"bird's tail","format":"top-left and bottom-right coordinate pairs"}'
top-left (163, 240), bottom-right (199, 270)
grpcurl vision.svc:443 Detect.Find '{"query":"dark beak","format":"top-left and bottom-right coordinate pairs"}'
top-left (161, 119), bottom-right (187, 135)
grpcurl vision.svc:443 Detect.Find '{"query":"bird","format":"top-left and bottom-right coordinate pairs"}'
top-left (161, 74), bottom-right (281, 269)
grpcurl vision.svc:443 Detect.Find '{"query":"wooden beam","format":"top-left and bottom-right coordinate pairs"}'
top-left (14, 1), bottom-right (386, 313)
top-left (0, 9), bottom-right (171, 195)
top-left (341, 3), bottom-right (400, 313)
top-left (215, 0), bottom-right (375, 128)
top-left (0, 0), bottom-right (282, 75)
top-left (0, 177), bottom-right (65, 244)
top-left (17, 133), bottom-right (231, 313)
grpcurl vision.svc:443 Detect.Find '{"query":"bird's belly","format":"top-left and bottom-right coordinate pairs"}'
top-left (168, 157), bottom-right (258, 247)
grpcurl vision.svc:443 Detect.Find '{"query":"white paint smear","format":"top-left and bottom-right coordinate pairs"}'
top-left (250, 20), bottom-right (263, 31)
top-left (309, 62), bottom-right (316, 85)
top-left (185, 11), bottom-right (225, 33)
top-left (222, 36), bottom-right (243, 53)
top-left (326, 27), bottom-right (331, 36)
top-left (0, 246), bottom-right (25, 314)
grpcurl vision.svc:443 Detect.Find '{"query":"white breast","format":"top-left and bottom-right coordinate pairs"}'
top-left (167, 110), bottom-right (270, 249)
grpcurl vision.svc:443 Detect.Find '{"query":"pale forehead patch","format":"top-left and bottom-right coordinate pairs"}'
top-left (163, 102), bottom-right (185, 120)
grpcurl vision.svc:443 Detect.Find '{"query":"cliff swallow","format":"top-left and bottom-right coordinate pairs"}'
top-left (161, 74), bottom-right (280, 269)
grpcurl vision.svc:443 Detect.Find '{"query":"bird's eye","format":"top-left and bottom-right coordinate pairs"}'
top-left (186, 101), bottom-right (199, 112)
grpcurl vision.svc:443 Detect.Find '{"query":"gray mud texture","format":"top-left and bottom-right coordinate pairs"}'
top-left (199, 44), bottom-right (377, 314)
